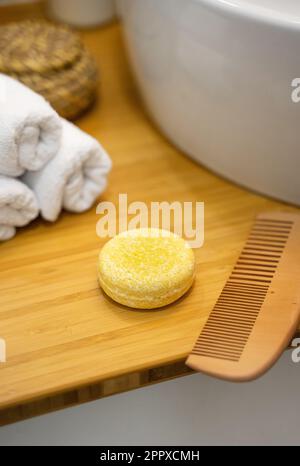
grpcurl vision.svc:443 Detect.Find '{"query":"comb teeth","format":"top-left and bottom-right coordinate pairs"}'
top-left (191, 216), bottom-right (294, 362)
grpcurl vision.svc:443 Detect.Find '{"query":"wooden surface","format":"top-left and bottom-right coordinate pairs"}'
top-left (187, 212), bottom-right (300, 381)
top-left (0, 3), bottom-right (300, 426)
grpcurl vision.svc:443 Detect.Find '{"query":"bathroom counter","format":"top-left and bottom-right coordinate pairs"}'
top-left (0, 5), bottom-right (299, 426)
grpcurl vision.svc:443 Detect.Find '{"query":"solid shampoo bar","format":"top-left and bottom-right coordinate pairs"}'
top-left (98, 228), bottom-right (196, 309)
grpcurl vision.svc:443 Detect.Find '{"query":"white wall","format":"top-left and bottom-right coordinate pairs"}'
top-left (0, 350), bottom-right (299, 446)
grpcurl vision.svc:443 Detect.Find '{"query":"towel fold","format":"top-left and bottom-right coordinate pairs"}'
top-left (23, 120), bottom-right (112, 222)
top-left (0, 74), bottom-right (62, 177)
top-left (0, 176), bottom-right (39, 241)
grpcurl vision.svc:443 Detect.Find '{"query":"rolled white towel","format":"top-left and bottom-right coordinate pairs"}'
top-left (24, 120), bottom-right (112, 222)
top-left (0, 74), bottom-right (62, 177)
top-left (0, 176), bottom-right (39, 242)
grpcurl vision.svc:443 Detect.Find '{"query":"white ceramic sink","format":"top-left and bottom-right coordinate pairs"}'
top-left (118, 0), bottom-right (300, 205)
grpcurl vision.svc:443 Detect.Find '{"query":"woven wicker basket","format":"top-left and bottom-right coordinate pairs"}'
top-left (0, 20), bottom-right (99, 120)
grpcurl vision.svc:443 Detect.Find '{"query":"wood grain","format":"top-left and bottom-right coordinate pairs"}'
top-left (0, 3), bottom-right (299, 425)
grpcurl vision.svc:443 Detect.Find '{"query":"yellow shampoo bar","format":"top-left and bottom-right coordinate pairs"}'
top-left (98, 228), bottom-right (196, 309)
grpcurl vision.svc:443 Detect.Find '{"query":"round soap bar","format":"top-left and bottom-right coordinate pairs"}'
top-left (98, 228), bottom-right (196, 309)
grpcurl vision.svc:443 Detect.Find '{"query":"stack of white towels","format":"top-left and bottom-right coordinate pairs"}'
top-left (0, 74), bottom-right (112, 242)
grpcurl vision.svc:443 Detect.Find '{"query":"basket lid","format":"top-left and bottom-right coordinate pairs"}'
top-left (0, 20), bottom-right (82, 74)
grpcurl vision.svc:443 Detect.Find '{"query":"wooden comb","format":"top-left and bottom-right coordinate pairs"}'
top-left (186, 212), bottom-right (300, 382)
